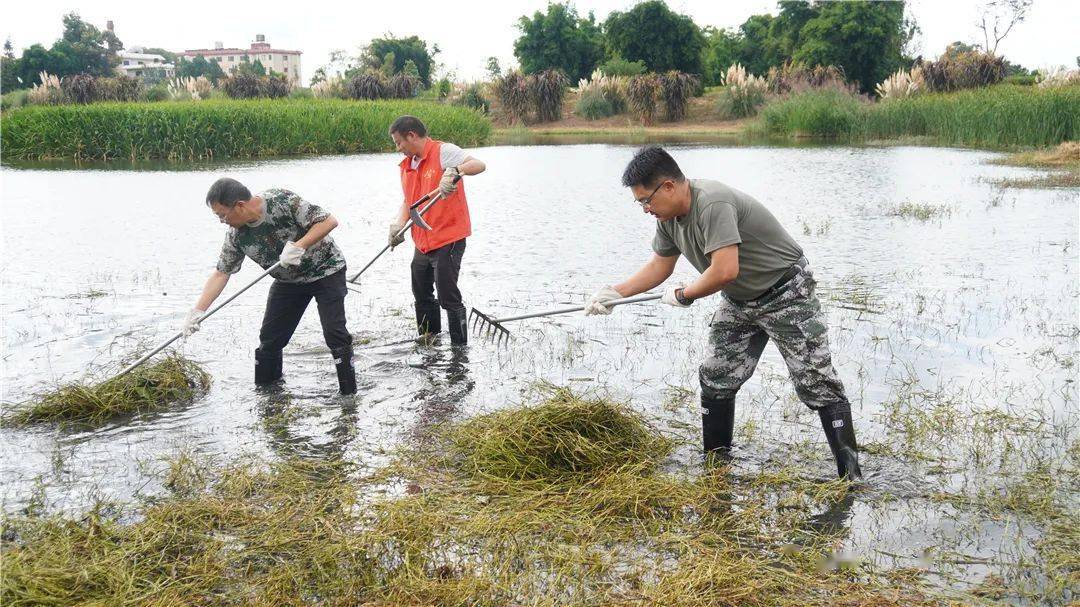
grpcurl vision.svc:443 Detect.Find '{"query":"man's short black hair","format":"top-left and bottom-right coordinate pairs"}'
top-left (621, 145), bottom-right (685, 188)
top-left (205, 177), bottom-right (252, 208)
top-left (389, 115), bottom-right (428, 138)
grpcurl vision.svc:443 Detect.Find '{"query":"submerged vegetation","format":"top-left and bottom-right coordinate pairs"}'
top-left (3, 353), bottom-right (210, 425)
top-left (0, 99), bottom-right (491, 161)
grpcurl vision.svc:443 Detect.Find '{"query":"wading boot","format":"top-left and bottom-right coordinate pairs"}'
top-left (332, 346), bottom-right (357, 395)
top-left (446, 307), bottom-right (469, 346)
top-left (818, 406), bottom-right (863, 480)
top-left (702, 395), bottom-right (736, 462)
top-left (415, 302), bottom-right (441, 337)
top-left (254, 348), bottom-right (283, 385)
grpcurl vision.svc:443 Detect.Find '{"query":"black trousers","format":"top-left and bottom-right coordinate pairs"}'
top-left (258, 268), bottom-right (352, 354)
top-left (411, 239), bottom-right (466, 315)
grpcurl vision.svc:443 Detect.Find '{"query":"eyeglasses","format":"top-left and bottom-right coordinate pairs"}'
top-left (635, 182), bottom-right (665, 208)
top-left (215, 202), bottom-right (242, 224)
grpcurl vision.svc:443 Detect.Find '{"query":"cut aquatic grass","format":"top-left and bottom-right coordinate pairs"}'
top-left (4, 353), bottom-right (210, 425)
top-left (446, 386), bottom-right (673, 486)
top-left (0, 98), bottom-right (491, 161)
top-left (2, 388), bottom-right (946, 606)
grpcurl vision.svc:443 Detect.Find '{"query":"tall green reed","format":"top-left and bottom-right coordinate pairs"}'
top-left (1, 98), bottom-right (491, 161)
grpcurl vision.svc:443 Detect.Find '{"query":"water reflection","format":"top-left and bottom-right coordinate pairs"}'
top-left (407, 342), bottom-right (475, 443)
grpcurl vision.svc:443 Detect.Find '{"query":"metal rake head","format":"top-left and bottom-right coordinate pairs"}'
top-left (469, 308), bottom-right (512, 346)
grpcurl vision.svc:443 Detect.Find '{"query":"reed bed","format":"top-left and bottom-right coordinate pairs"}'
top-left (4, 353), bottom-right (210, 425)
top-left (757, 84), bottom-right (1080, 148)
top-left (2, 388), bottom-right (951, 606)
top-left (0, 99), bottom-right (491, 161)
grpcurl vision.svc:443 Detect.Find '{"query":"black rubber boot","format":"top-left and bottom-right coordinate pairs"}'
top-left (332, 346), bottom-right (356, 395)
top-left (702, 395), bottom-right (736, 457)
top-left (254, 348), bottom-right (283, 385)
top-left (446, 307), bottom-right (469, 345)
top-left (415, 302), bottom-right (441, 336)
top-left (818, 406), bottom-right (863, 480)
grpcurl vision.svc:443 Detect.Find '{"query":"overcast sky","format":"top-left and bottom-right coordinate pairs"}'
top-left (4, 0), bottom-right (1077, 84)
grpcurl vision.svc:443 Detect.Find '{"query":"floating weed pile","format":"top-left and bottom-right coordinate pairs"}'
top-left (3, 388), bottom-right (953, 606)
top-left (0, 99), bottom-right (491, 161)
top-left (4, 353), bottom-right (210, 425)
top-left (446, 386), bottom-right (674, 486)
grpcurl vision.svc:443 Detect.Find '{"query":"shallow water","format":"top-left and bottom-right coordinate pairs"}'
top-left (2, 144), bottom-right (1077, 599)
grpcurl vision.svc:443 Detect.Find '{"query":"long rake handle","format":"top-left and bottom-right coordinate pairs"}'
top-left (492, 293), bottom-right (662, 324)
top-left (115, 262), bottom-right (283, 378)
top-left (347, 174), bottom-right (462, 285)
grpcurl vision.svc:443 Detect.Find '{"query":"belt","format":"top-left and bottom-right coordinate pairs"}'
top-left (729, 257), bottom-right (807, 305)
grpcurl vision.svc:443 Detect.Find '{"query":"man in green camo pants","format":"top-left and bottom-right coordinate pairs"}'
top-left (584, 146), bottom-right (862, 479)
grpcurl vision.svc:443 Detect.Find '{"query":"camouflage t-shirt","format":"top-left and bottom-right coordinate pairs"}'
top-left (216, 188), bottom-right (346, 283)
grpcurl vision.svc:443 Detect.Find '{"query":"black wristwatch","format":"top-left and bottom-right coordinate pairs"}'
top-left (675, 288), bottom-right (695, 306)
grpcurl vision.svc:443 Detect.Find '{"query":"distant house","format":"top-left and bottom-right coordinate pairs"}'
top-left (177, 35), bottom-right (302, 86)
top-left (117, 48), bottom-right (175, 79)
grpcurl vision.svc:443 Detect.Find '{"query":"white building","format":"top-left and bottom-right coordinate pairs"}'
top-left (117, 48), bottom-right (175, 79)
top-left (178, 35), bottom-right (302, 86)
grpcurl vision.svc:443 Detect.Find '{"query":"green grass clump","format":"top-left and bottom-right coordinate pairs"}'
top-left (886, 202), bottom-right (953, 221)
top-left (447, 387), bottom-right (673, 485)
top-left (0, 98), bottom-right (491, 161)
top-left (756, 84), bottom-right (1080, 148)
top-left (759, 88), bottom-right (867, 138)
top-left (5, 353), bottom-right (210, 424)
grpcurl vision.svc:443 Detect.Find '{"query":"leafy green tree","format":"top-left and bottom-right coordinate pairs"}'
top-left (793, 1), bottom-right (906, 93)
top-left (603, 0), bottom-right (705, 74)
top-left (56, 12), bottom-right (122, 75)
top-left (10, 13), bottom-right (125, 87)
top-left (360, 36), bottom-right (438, 86)
top-left (701, 27), bottom-right (741, 86)
top-left (2, 39), bottom-right (20, 91)
top-left (176, 55), bottom-right (225, 82)
top-left (513, 3), bottom-right (604, 81)
top-left (735, 14), bottom-right (781, 76)
top-left (233, 57), bottom-right (268, 77)
top-left (485, 56), bottom-right (501, 80)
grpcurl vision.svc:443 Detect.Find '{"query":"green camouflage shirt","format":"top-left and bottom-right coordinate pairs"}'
top-left (216, 188), bottom-right (346, 283)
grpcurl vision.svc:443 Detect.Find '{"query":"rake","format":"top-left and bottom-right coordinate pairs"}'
top-left (469, 293), bottom-right (662, 344)
top-left (345, 175), bottom-right (462, 293)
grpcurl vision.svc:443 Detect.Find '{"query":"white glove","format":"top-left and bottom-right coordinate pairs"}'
top-left (661, 284), bottom-right (693, 308)
top-left (439, 167), bottom-right (459, 196)
top-left (279, 241), bottom-right (305, 267)
top-left (183, 308), bottom-right (205, 336)
top-left (584, 286), bottom-right (623, 316)
top-left (389, 220), bottom-right (406, 248)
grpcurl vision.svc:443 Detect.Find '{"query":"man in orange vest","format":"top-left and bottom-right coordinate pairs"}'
top-left (388, 115), bottom-right (486, 345)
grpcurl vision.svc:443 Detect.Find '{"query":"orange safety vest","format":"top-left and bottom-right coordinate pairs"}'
top-left (400, 138), bottom-right (471, 254)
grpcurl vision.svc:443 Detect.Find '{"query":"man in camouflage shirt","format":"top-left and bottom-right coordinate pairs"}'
top-left (184, 177), bottom-right (356, 395)
top-left (584, 146), bottom-right (861, 479)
